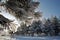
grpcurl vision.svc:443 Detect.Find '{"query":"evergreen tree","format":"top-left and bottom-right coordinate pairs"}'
top-left (50, 16), bottom-right (60, 36)
top-left (5, 0), bottom-right (41, 21)
top-left (44, 19), bottom-right (55, 36)
top-left (28, 20), bottom-right (42, 36)
top-left (0, 0), bottom-right (41, 33)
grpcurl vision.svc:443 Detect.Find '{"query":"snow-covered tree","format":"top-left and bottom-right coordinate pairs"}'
top-left (43, 16), bottom-right (60, 36)
top-left (0, 0), bottom-right (41, 33)
top-left (50, 16), bottom-right (60, 36)
top-left (5, 0), bottom-right (41, 21)
top-left (26, 20), bottom-right (43, 36)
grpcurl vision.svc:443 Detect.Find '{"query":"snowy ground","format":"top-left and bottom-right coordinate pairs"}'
top-left (0, 36), bottom-right (60, 40)
top-left (11, 36), bottom-right (60, 40)
top-left (0, 36), bottom-right (16, 40)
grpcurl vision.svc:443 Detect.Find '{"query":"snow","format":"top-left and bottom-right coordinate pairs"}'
top-left (0, 36), bottom-right (60, 40)
top-left (0, 36), bottom-right (16, 40)
top-left (11, 36), bottom-right (60, 40)
top-left (0, 6), bottom-right (20, 32)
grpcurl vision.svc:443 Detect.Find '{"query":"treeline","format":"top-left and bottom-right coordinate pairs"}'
top-left (11, 16), bottom-right (60, 36)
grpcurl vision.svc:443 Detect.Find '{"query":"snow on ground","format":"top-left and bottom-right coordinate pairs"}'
top-left (0, 36), bottom-right (16, 40)
top-left (11, 36), bottom-right (60, 40)
top-left (0, 36), bottom-right (60, 40)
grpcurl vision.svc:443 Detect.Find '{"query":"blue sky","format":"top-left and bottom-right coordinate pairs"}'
top-left (36, 0), bottom-right (60, 18)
